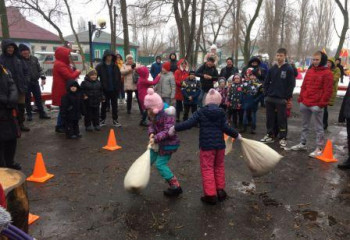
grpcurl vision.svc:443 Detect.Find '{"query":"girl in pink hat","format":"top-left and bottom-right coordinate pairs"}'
top-left (144, 88), bottom-right (182, 197)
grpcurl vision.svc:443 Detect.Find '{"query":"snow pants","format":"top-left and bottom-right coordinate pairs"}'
top-left (199, 149), bottom-right (225, 196)
top-left (150, 149), bottom-right (173, 180)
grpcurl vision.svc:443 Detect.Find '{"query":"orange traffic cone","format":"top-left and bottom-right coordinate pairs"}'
top-left (316, 140), bottom-right (338, 163)
top-left (27, 152), bottom-right (54, 183)
top-left (103, 129), bottom-right (122, 151)
top-left (28, 213), bottom-right (40, 225)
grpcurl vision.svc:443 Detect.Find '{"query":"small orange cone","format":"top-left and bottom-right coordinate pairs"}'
top-left (103, 129), bottom-right (122, 151)
top-left (316, 140), bottom-right (338, 163)
top-left (28, 213), bottom-right (40, 225)
top-left (27, 152), bottom-right (54, 183)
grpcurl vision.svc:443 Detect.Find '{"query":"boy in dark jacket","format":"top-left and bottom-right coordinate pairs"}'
top-left (61, 80), bottom-right (84, 139)
top-left (227, 74), bottom-right (243, 130)
top-left (241, 68), bottom-right (264, 134)
top-left (81, 68), bottom-right (104, 132)
top-left (338, 82), bottom-right (350, 169)
top-left (150, 56), bottom-right (162, 79)
top-left (181, 71), bottom-right (201, 120)
top-left (0, 64), bottom-right (21, 169)
top-left (170, 89), bottom-right (241, 205)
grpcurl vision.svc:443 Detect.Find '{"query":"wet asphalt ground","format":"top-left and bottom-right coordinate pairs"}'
top-left (16, 96), bottom-right (350, 240)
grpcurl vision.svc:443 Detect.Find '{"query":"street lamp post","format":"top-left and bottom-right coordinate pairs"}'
top-left (88, 19), bottom-right (106, 67)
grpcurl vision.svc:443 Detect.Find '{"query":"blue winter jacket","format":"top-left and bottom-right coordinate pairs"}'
top-left (150, 62), bottom-right (162, 79)
top-left (175, 104), bottom-right (239, 150)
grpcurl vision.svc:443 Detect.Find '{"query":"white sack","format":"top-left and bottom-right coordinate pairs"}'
top-left (225, 135), bottom-right (233, 155)
top-left (124, 146), bottom-right (151, 192)
top-left (241, 137), bottom-right (283, 177)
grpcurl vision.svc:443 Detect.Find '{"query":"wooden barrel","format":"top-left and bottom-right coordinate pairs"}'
top-left (0, 168), bottom-right (29, 233)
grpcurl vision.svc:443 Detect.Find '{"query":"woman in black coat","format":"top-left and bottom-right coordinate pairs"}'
top-left (0, 64), bottom-right (21, 169)
top-left (338, 83), bottom-right (350, 169)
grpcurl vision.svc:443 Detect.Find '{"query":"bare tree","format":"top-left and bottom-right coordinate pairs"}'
top-left (63, 0), bottom-right (85, 69)
top-left (335, 0), bottom-right (348, 59)
top-left (296, 0), bottom-right (311, 60)
top-left (194, 0), bottom-right (206, 67)
top-left (77, 17), bottom-right (86, 33)
top-left (242, 0), bottom-right (263, 64)
top-left (10, 0), bottom-right (66, 43)
top-left (106, 0), bottom-right (117, 53)
top-left (120, 0), bottom-right (130, 56)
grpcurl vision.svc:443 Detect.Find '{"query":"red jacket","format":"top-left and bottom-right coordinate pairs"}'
top-left (52, 47), bottom-right (80, 106)
top-left (298, 66), bottom-right (333, 107)
top-left (174, 59), bottom-right (189, 101)
top-left (0, 183), bottom-right (6, 208)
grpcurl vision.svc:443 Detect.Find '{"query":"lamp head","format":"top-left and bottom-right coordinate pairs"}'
top-left (97, 18), bottom-right (106, 28)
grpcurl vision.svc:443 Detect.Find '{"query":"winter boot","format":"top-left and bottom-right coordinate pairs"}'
top-left (338, 158), bottom-right (350, 170)
top-left (139, 120), bottom-right (148, 127)
top-left (39, 112), bottom-right (51, 119)
top-left (20, 124), bottom-right (30, 132)
top-left (164, 176), bottom-right (182, 197)
top-left (250, 127), bottom-right (256, 134)
top-left (8, 162), bottom-right (22, 170)
top-left (217, 189), bottom-right (228, 202)
top-left (200, 196), bottom-right (217, 205)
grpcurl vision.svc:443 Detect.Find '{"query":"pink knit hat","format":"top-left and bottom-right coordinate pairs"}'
top-left (205, 88), bottom-right (222, 106)
top-left (144, 88), bottom-right (164, 114)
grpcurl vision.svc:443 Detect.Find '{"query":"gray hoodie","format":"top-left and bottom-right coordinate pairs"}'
top-left (155, 72), bottom-right (175, 99)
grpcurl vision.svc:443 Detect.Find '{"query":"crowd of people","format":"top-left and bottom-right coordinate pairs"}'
top-left (0, 39), bottom-right (349, 203)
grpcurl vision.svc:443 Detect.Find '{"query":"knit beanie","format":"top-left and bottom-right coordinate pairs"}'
top-left (162, 61), bottom-right (171, 72)
top-left (205, 88), bottom-right (222, 106)
top-left (18, 43), bottom-right (30, 52)
top-left (87, 68), bottom-right (97, 76)
top-left (189, 70), bottom-right (196, 76)
top-left (218, 77), bottom-right (226, 84)
top-left (144, 88), bottom-right (164, 114)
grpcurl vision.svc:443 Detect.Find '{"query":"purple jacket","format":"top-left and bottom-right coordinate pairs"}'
top-left (148, 110), bottom-right (180, 155)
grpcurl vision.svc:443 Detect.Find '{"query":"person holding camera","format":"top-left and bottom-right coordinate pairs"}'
top-left (121, 54), bottom-right (142, 114)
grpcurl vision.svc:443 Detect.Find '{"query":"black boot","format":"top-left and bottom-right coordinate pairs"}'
top-left (20, 124), bottom-right (30, 132)
top-left (8, 162), bottom-right (22, 170)
top-left (55, 126), bottom-right (65, 133)
top-left (27, 115), bottom-right (33, 121)
top-left (338, 158), bottom-right (350, 170)
top-left (139, 120), bottom-right (148, 127)
top-left (217, 189), bottom-right (228, 202)
top-left (39, 112), bottom-right (51, 119)
top-left (200, 196), bottom-right (217, 205)
top-left (250, 127), bottom-right (256, 134)
top-left (240, 125), bottom-right (247, 133)
top-left (164, 186), bottom-right (183, 197)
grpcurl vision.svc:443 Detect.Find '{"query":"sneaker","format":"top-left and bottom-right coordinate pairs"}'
top-left (100, 119), bottom-right (106, 126)
top-left (291, 143), bottom-right (307, 151)
top-left (55, 127), bottom-right (65, 134)
top-left (113, 120), bottom-right (122, 127)
top-left (309, 148), bottom-right (322, 158)
top-left (217, 189), bottom-right (228, 202)
top-left (200, 196), bottom-right (217, 205)
top-left (260, 134), bottom-right (274, 143)
top-left (163, 186), bottom-right (183, 197)
top-left (279, 139), bottom-right (287, 148)
top-left (86, 126), bottom-right (93, 132)
top-left (94, 125), bottom-right (101, 131)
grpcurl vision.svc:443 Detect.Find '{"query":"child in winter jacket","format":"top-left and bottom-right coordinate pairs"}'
top-left (81, 68), bottom-right (104, 132)
top-left (137, 66), bottom-right (160, 126)
top-left (60, 80), bottom-right (84, 139)
top-left (227, 74), bottom-right (243, 130)
top-left (216, 78), bottom-right (228, 110)
top-left (181, 71), bottom-right (201, 121)
top-left (170, 89), bottom-right (240, 205)
top-left (241, 68), bottom-right (263, 134)
top-left (155, 61), bottom-right (176, 105)
top-left (174, 59), bottom-right (189, 122)
top-left (145, 88), bottom-right (182, 197)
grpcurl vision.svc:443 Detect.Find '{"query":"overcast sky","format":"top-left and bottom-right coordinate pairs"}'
top-left (17, 0), bottom-right (349, 50)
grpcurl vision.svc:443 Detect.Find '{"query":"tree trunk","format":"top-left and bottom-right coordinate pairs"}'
top-left (63, 0), bottom-right (86, 70)
top-left (0, 0), bottom-right (9, 38)
top-left (335, 0), bottom-right (348, 59)
top-left (186, 0), bottom-right (196, 67)
top-left (194, 0), bottom-right (206, 68)
top-left (174, 0), bottom-right (185, 58)
top-left (234, 0), bottom-right (241, 66)
top-left (243, 0), bottom-right (263, 64)
top-left (120, 0), bottom-right (130, 57)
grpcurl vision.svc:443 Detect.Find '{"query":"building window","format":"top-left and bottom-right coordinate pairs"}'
top-left (41, 46), bottom-right (47, 51)
top-left (94, 50), bottom-right (100, 59)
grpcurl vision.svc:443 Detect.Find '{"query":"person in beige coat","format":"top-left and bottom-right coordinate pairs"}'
top-left (121, 54), bottom-right (142, 114)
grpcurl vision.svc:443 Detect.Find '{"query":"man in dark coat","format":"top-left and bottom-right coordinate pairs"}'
top-left (0, 39), bottom-right (30, 131)
top-left (219, 57), bottom-right (239, 80)
top-left (169, 53), bottom-right (178, 73)
top-left (338, 82), bottom-right (350, 169)
top-left (241, 56), bottom-right (266, 82)
top-left (335, 58), bottom-right (345, 83)
top-left (95, 50), bottom-right (122, 127)
top-left (19, 43), bottom-right (50, 121)
top-left (0, 63), bottom-right (21, 169)
top-left (150, 56), bottom-right (162, 79)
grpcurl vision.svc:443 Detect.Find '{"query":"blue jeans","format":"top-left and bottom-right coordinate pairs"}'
top-left (243, 109), bottom-right (257, 129)
top-left (198, 91), bottom-right (206, 108)
top-left (56, 110), bottom-right (63, 128)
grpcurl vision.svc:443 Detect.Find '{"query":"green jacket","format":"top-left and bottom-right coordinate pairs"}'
top-left (329, 67), bottom-right (340, 106)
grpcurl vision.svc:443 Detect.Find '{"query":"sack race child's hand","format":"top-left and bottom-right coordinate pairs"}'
top-left (168, 126), bottom-right (175, 136)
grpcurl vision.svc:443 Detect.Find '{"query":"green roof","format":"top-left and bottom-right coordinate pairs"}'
top-left (64, 30), bottom-right (138, 47)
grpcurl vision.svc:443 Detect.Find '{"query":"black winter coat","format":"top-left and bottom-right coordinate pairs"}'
top-left (21, 55), bottom-right (45, 82)
top-left (195, 64), bottom-right (219, 93)
top-left (241, 57), bottom-right (266, 82)
top-left (95, 50), bottom-right (121, 93)
top-left (339, 82), bottom-right (350, 122)
top-left (220, 66), bottom-right (239, 80)
top-left (0, 39), bottom-right (29, 93)
top-left (0, 64), bottom-right (19, 141)
top-left (60, 80), bottom-right (84, 121)
top-left (81, 76), bottom-right (104, 108)
top-left (175, 104), bottom-right (238, 150)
